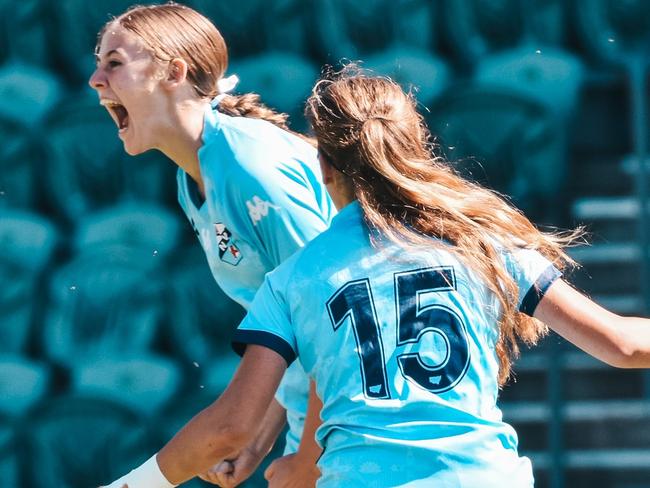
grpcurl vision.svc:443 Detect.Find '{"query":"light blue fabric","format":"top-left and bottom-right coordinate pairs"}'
top-left (235, 201), bottom-right (560, 487)
top-left (177, 104), bottom-right (334, 453)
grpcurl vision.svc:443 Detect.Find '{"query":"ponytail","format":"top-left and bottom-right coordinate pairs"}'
top-left (307, 68), bottom-right (584, 385)
top-left (217, 93), bottom-right (316, 146)
top-left (216, 93), bottom-right (289, 130)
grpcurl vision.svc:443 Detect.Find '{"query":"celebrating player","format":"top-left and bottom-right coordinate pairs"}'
top-left (100, 68), bottom-right (650, 488)
top-left (89, 3), bottom-right (331, 486)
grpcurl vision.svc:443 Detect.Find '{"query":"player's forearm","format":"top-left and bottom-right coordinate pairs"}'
top-left (297, 381), bottom-right (323, 462)
top-left (101, 411), bottom-right (251, 488)
top-left (248, 397), bottom-right (287, 458)
top-left (537, 280), bottom-right (650, 369)
top-left (615, 316), bottom-right (650, 368)
top-left (157, 398), bottom-right (255, 485)
top-left (102, 346), bottom-right (288, 488)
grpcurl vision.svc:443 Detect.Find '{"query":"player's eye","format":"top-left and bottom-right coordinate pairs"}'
top-left (107, 60), bottom-right (122, 68)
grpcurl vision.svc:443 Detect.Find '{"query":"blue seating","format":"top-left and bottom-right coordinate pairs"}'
top-left (0, 134), bottom-right (40, 211)
top-left (312, 0), bottom-right (437, 61)
top-left (74, 201), bottom-right (181, 258)
top-left (201, 351), bottom-right (242, 395)
top-left (0, 63), bottom-right (63, 210)
top-left (0, 421), bottom-right (18, 488)
top-left (0, 0), bottom-right (50, 68)
top-left (191, 0), bottom-right (312, 58)
top-left (440, 0), bottom-right (568, 71)
top-left (165, 247), bottom-right (245, 365)
top-left (311, 1), bottom-right (448, 110)
top-left (364, 46), bottom-right (451, 106)
top-left (428, 83), bottom-right (564, 219)
top-left (0, 210), bottom-right (58, 353)
top-left (41, 244), bottom-right (164, 367)
top-left (475, 46), bottom-right (583, 117)
top-left (42, 96), bottom-right (171, 221)
top-left (71, 353), bottom-right (181, 417)
top-left (49, 0), bottom-right (139, 85)
top-left (230, 51), bottom-right (319, 131)
top-left (0, 355), bottom-right (50, 418)
top-left (16, 395), bottom-right (161, 488)
top-left (42, 96), bottom-right (129, 220)
top-left (572, 0), bottom-right (650, 66)
top-left (0, 62), bottom-right (63, 130)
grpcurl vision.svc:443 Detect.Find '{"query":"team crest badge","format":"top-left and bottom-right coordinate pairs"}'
top-left (215, 223), bottom-right (243, 266)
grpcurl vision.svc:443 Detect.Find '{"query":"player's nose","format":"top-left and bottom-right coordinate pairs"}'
top-left (88, 68), bottom-right (106, 90)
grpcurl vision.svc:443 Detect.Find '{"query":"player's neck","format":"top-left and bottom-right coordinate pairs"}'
top-left (158, 101), bottom-right (206, 196)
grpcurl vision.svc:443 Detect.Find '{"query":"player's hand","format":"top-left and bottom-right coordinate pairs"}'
top-left (198, 460), bottom-right (234, 487)
top-left (264, 453), bottom-right (320, 488)
top-left (198, 447), bottom-right (264, 487)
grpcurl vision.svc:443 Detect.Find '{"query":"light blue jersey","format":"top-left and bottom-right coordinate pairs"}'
top-left (177, 104), bottom-right (335, 453)
top-left (234, 201), bottom-right (561, 487)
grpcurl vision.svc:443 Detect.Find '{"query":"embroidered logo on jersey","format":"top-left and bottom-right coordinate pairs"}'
top-left (215, 223), bottom-right (243, 266)
top-left (247, 196), bottom-right (280, 226)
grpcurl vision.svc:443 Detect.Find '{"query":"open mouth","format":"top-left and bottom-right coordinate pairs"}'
top-left (100, 99), bottom-right (130, 132)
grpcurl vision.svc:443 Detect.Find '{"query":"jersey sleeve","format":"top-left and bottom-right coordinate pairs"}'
top-left (232, 272), bottom-right (297, 366)
top-left (502, 247), bottom-right (562, 317)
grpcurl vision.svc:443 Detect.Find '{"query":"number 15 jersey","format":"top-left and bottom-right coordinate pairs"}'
top-left (234, 201), bottom-right (561, 488)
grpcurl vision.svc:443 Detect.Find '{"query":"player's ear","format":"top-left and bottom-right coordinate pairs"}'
top-left (164, 58), bottom-right (189, 88)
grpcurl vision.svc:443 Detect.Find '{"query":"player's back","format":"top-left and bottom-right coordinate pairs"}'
top-left (252, 200), bottom-right (555, 487)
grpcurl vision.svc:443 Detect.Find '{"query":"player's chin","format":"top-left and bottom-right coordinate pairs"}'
top-left (120, 134), bottom-right (147, 156)
top-left (123, 143), bottom-right (146, 156)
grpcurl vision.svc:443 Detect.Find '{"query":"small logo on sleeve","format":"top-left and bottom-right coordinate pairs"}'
top-left (215, 223), bottom-right (243, 266)
top-left (247, 196), bottom-right (280, 225)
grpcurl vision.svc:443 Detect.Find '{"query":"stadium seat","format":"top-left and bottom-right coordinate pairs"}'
top-left (428, 83), bottom-right (565, 220)
top-left (571, 0), bottom-right (650, 66)
top-left (0, 210), bottom-right (58, 353)
top-left (0, 134), bottom-right (41, 211)
top-left (310, 1), bottom-right (447, 110)
top-left (191, 0), bottom-right (312, 58)
top-left (229, 51), bottom-right (319, 131)
top-left (15, 395), bottom-right (162, 488)
top-left (0, 421), bottom-right (18, 488)
top-left (475, 46), bottom-right (584, 117)
top-left (164, 246), bottom-right (245, 366)
top-left (41, 244), bottom-right (164, 367)
top-left (312, 0), bottom-right (437, 61)
top-left (74, 201), bottom-right (181, 258)
top-left (0, 355), bottom-right (50, 418)
top-left (363, 46), bottom-right (451, 107)
top-left (42, 96), bottom-right (170, 221)
top-left (440, 0), bottom-right (568, 71)
top-left (71, 353), bottom-right (181, 417)
top-left (41, 96), bottom-right (129, 220)
top-left (201, 351), bottom-right (242, 395)
top-left (0, 62), bottom-right (63, 130)
top-left (49, 0), bottom-right (140, 85)
top-left (0, 0), bottom-right (50, 67)
top-left (0, 63), bottom-right (63, 210)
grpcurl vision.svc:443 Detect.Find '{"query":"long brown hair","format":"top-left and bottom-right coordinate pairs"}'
top-left (98, 2), bottom-right (289, 129)
top-left (306, 67), bottom-right (582, 385)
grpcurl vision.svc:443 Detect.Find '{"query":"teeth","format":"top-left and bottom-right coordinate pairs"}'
top-left (99, 99), bottom-right (129, 131)
top-left (100, 99), bottom-right (122, 107)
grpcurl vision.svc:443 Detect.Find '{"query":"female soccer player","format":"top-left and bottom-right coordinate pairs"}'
top-left (101, 68), bottom-right (650, 488)
top-left (89, 3), bottom-right (330, 486)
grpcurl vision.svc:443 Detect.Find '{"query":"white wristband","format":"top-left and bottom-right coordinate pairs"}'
top-left (103, 454), bottom-right (176, 488)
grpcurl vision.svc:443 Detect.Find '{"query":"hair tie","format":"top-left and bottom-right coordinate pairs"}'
top-left (211, 74), bottom-right (240, 108)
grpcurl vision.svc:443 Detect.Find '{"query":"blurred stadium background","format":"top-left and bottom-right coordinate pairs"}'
top-left (1, 0), bottom-right (650, 487)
